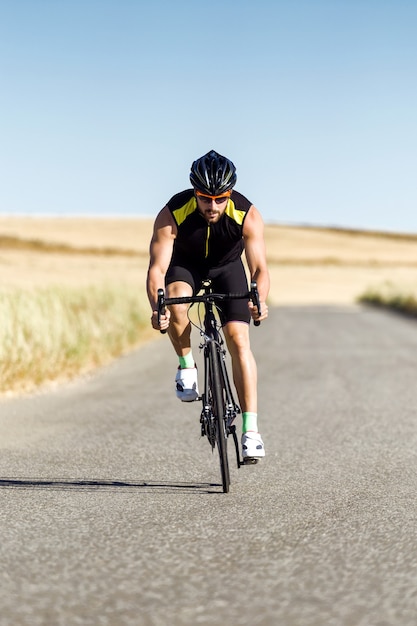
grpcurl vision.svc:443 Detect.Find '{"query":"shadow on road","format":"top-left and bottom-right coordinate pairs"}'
top-left (0, 477), bottom-right (221, 494)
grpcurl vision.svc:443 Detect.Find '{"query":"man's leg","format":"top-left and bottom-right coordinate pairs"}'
top-left (223, 321), bottom-right (265, 460)
top-left (166, 280), bottom-right (199, 401)
top-left (166, 280), bottom-right (193, 356)
top-left (223, 321), bottom-right (257, 414)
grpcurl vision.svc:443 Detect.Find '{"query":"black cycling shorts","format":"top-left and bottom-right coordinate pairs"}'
top-left (165, 258), bottom-right (250, 325)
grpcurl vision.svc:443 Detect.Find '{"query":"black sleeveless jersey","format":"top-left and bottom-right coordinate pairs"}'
top-left (166, 189), bottom-right (252, 269)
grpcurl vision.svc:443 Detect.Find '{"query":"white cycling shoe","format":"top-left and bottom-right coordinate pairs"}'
top-left (241, 432), bottom-right (265, 462)
top-left (175, 366), bottom-right (199, 402)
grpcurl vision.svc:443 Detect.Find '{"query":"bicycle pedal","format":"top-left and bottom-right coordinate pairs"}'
top-left (242, 457), bottom-right (259, 465)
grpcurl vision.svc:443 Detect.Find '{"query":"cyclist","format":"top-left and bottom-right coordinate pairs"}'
top-left (146, 150), bottom-right (270, 461)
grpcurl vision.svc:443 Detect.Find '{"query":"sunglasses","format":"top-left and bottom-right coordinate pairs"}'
top-left (195, 191), bottom-right (231, 205)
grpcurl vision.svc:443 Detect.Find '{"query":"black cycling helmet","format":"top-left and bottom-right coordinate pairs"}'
top-left (190, 150), bottom-right (237, 195)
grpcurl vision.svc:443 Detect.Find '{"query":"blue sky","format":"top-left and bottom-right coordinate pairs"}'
top-left (1, 0), bottom-right (416, 232)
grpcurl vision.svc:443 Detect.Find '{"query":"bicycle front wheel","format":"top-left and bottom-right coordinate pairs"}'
top-left (209, 340), bottom-right (230, 493)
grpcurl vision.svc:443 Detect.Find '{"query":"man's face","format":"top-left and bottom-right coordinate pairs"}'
top-left (195, 191), bottom-right (231, 224)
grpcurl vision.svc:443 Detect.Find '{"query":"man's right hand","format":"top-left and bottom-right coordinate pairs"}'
top-left (151, 309), bottom-right (171, 331)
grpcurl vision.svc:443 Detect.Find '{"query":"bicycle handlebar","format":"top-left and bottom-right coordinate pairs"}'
top-left (157, 281), bottom-right (261, 334)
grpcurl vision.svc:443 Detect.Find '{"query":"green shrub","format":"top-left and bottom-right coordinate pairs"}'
top-left (357, 282), bottom-right (417, 316)
top-left (0, 284), bottom-right (150, 393)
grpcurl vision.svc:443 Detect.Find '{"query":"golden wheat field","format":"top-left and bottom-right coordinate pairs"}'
top-left (1, 216), bottom-right (417, 304)
top-left (1, 215), bottom-right (417, 395)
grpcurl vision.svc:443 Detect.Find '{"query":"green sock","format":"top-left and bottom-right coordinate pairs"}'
top-left (242, 412), bottom-right (258, 433)
top-left (179, 350), bottom-right (195, 369)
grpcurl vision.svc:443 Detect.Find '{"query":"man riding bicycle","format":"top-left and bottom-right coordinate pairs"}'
top-left (146, 150), bottom-right (270, 461)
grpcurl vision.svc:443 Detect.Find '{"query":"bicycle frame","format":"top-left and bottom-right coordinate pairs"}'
top-left (198, 280), bottom-right (241, 470)
top-left (157, 280), bottom-right (261, 491)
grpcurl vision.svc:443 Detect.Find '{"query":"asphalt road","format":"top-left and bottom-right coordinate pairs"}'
top-left (1, 305), bottom-right (417, 626)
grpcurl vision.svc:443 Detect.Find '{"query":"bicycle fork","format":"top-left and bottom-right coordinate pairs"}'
top-left (200, 341), bottom-right (216, 449)
top-left (200, 339), bottom-right (242, 468)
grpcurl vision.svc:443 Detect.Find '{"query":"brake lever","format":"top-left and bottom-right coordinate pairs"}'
top-left (250, 281), bottom-right (261, 327)
top-left (157, 288), bottom-right (167, 334)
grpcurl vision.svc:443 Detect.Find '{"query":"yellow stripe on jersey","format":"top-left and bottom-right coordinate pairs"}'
top-left (205, 226), bottom-right (210, 257)
top-left (225, 200), bottom-right (246, 225)
top-left (172, 197), bottom-right (197, 226)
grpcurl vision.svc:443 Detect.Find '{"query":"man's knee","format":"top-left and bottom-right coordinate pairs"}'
top-left (224, 322), bottom-right (250, 352)
top-left (166, 280), bottom-right (192, 297)
top-left (168, 302), bottom-right (189, 324)
top-left (166, 281), bottom-right (192, 323)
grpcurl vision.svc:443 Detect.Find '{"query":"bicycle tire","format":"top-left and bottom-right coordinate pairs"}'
top-left (209, 340), bottom-right (230, 493)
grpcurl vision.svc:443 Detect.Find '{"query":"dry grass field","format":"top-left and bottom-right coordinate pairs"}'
top-left (1, 216), bottom-right (417, 303)
top-left (1, 215), bottom-right (417, 395)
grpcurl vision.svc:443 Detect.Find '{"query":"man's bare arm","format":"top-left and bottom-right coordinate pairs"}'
top-left (242, 205), bottom-right (270, 321)
top-left (146, 206), bottom-right (176, 329)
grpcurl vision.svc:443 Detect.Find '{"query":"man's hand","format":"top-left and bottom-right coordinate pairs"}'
top-left (151, 308), bottom-right (171, 331)
top-left (248, 300), bottom-right (269, 323)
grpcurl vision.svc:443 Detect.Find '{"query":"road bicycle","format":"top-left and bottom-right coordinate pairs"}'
top-left (157, 280), bottom-right (261, 493)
